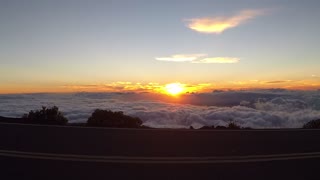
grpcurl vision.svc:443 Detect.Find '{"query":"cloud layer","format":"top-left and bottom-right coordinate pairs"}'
top-left (155, 54), bottom-right (239, 64)
top-left (186, 9), bottom-right (265, 34)
top-left (1, 90), bottom-right (320, 129)
top-left (155, 54), bottom-right (207, 62)
top-left (192, 57), bottom-right (239, 64)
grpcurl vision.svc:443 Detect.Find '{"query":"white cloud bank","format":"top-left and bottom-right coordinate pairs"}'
top-left (1, 90), bottom-right (320, 129)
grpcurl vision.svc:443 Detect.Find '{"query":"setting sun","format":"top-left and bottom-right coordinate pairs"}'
top-left (165, 83), bottom-right (184, 96)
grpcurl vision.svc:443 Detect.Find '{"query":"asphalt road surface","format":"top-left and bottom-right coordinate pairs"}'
top-left (1, 122), bottom-right (320, 179)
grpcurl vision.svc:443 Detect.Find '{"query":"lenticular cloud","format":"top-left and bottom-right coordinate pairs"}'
top-left (0, 90), bottom-right (320, 128)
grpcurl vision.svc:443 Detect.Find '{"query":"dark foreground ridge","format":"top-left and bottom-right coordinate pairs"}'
top-left (1, 122), bottom-right (320, 179)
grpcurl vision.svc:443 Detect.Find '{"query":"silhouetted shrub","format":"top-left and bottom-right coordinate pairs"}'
top-left (303, 119), bottom-right (320, 129)
top-left (199, 125), bottom-right (215, 130)
top-left (200, 121), bottom-right (244, 130)
top-left (215, 126), bottom-right (227, 129)
top-left (22, 106), bottom-right (68, 125)
top-left (200, 124), bottom-right (251, 130)
top-left (227, 121), bottom-right (241, 129)
top-left (87, 109), bottom-right (142, 128)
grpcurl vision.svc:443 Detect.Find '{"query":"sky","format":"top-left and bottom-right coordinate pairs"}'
top-left (1, 0), bottom-right (320, 94)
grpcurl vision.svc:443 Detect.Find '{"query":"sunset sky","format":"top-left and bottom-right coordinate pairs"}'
top-left (1, 0), bottom-right (320, 94)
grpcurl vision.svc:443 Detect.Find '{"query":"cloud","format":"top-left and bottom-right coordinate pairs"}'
top-left (265, 81), bottom-right (288, 84)
top-left (192, 57), bottom-right (239, 64)
top-left (155, 54), bottom-right (207, 62)
top-left (155, 54), bottom-right (240, 64)
top-left (1, 90), bottom-right (320, 129)
top-left (186, 9), bottom-right (265, 34)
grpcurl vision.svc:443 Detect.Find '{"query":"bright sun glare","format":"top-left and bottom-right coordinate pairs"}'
top-left (165, 83), bottom-right (184, 96)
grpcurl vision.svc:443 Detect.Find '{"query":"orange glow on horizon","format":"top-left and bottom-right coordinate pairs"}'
top-left (0, 80), bottom-right (320, 94)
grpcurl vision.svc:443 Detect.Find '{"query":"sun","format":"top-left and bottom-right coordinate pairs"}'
top-left (164, 83), bottom-right (184, 96)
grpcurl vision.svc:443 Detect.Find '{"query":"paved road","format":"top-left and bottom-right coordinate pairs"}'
top-left (1, 123), bottom-right (320, 179)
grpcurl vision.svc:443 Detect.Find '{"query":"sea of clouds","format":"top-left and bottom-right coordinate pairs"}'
top-left (1, 89), bottom-right (320, 129)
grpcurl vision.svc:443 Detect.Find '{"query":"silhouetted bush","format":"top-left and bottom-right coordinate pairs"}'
top-left (199, 125), bottom-right (215, 130)
top-left (200, 121), bottom-right (245, 130)
top-left (215, 126), bottom-right (227, 129)
top-left (87, 109), bottom-right (142, 128)
top-left (303, 119), bottom-right (320, 129)
top-left (22, 106), bottom-right (68, 125)
top-left (227, 121), bottom-right (241, 129)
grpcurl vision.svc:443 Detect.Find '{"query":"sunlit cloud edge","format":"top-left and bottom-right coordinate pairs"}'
top-left (186, 9), bottom-right (266, 34)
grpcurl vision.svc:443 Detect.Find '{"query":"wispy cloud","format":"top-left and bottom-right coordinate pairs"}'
top-left (155, 54), bottom-right (207, 62)
top-left (155, 54), bottom-right (239, 64)
top-left (192, 57), bottom-right (239, 64)
top-left (186, 9), bottom-right (265, 34)
top-left (265, 80), bottom-right (290, 84)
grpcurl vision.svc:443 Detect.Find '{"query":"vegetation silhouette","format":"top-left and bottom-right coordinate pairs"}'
top-left (87, 109), bottom-right (142, 128)
top-left (227, 121), bottom-right (241, 129)
top-left (303, 119), bottom-right (320, 129)
top-left (22, 106), bottom-right (68, 125)
top-left (216, 125), bottom-right (227, 129)
top-left (3, 106), bottom-right (319, 130)
top-left (199, 121), bottom-right (250, 130)
top-left (199, 125), bottom-right (216, 130)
